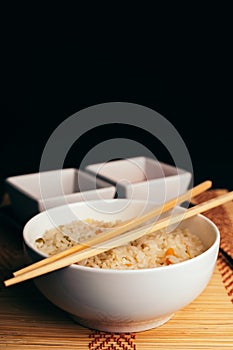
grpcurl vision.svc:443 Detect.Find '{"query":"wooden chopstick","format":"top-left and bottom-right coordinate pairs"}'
top-left (12, 180), bottom-right (211, 278)
top-left (5, 188), bottom-right (233, 287)
top-left (4, 180), bottom-right (212, 287)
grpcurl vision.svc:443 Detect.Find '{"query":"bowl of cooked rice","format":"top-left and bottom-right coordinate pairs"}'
top-left (23, 199), bottom-right (220, 333)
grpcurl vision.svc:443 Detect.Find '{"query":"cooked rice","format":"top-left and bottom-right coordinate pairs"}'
top-left (35, 219), bottom-right (205, 270)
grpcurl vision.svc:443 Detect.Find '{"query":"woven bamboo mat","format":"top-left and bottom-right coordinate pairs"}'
top-left (0, 189), bottom-right (233, 349)
top-left (192, 189), bottom-right (233, 303)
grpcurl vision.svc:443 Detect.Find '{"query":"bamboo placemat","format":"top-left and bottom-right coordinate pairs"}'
top-left (0, 189), bottom-right (233, 349)
top-left (192, 189), bottom-right (233, 303)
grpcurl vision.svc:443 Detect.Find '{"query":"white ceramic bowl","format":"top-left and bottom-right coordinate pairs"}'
top-left (85, 156), bottom-right (192, 202)
top-left (23, 199), bottom-right (220, 333)
top-left (5, 168), bottom-right (115, 223)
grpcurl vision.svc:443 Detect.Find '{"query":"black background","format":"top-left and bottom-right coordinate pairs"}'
top-left (1, 4), bottom-right (232, 196)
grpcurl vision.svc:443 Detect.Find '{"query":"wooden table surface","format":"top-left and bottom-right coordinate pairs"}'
top-left (0, 190), bottom-right (233, 350)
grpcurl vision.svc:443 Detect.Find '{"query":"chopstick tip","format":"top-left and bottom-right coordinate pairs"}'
top-left (3, 278), bottom-right (12, 287)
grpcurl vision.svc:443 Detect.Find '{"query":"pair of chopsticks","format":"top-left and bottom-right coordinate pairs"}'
top-left (4, 180), bottom-right (233, 287)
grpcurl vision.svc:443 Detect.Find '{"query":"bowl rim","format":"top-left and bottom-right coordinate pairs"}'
top-left (23, 198), bottom-right (220, 274)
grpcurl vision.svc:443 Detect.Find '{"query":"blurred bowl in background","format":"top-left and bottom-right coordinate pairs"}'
top-left (5, 169), bottom-right (115, 223)
top-left (85, 156), bottom-right (192, 202)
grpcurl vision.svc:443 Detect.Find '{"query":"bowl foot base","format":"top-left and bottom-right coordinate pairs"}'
top-left (70, 313), bottom-right (174, 333)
